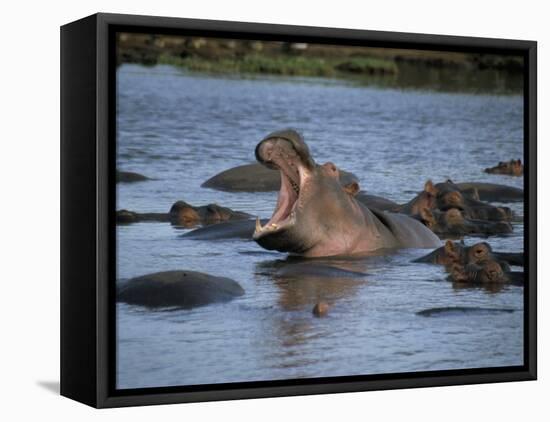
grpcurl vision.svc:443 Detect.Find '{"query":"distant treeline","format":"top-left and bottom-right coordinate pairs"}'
top-left (117, 33), bottom-right (524, 78)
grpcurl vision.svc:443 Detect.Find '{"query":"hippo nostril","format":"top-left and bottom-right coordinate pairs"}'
top-left (484, 261), bottom-right (503, 281)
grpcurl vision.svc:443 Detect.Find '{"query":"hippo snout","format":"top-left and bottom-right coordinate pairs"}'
top-left (483, 261), bottom-right (504, 282)
top-left (255, 129), bottom-right (315, 169)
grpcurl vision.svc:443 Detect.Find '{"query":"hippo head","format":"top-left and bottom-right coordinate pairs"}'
top-left (430, 180), bottom-right (466, 211)
top-left (419, 208), bottom-right (512, 236)
top-left (402, 180), bottom-right (438, 215)
top-left (253, 130), bottom-right (363, 255)
top-left (419, 208), bottom-right (464, 233)
top-left (170, 201), bottom-right (201, 227)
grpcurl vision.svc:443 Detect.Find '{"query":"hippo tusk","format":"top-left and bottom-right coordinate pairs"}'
top-left (255, 217), bottom-right (262, 233)
top-left (255, 217), bottom-right (281, 234)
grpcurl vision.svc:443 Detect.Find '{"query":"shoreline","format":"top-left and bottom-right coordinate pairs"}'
top-left (117, 33), bottom-right (524, 79)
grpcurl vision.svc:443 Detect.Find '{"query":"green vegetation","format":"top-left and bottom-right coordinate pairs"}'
top-left (157, 54), bottom-right (397, 78)
top-left (117, 35), bottom-right (523, 92)
top-left (335, 57), bottom-right (398, 74)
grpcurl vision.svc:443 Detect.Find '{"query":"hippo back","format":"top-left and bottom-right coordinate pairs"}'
top-left (369, 208), bottom-right (441, 248)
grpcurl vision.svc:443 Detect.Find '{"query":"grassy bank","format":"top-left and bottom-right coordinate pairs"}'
top-left (157, 54), bottom-right (398, 77)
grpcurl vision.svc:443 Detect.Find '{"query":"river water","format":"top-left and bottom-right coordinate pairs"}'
top-left (116, 64), bottom-right (524, 389)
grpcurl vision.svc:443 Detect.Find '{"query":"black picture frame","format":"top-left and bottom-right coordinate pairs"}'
top-left (60, 12), bottom-right (537, 408)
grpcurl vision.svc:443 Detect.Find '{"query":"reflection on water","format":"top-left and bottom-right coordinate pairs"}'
top-left (257, 258), bottom-right (368, 311)
top-left (116, 64), bottom-right (524, 389)
top-left (451, 280), bottom-right (507, 294)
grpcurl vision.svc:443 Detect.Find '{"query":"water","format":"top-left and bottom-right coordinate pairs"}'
top-left (116, 64), bottom-right (524, 389)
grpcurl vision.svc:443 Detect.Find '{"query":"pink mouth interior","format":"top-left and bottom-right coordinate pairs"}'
top-left (267, 171), bottom-right (299, 226)
top-left (260, 140), bottom-right (302, 227)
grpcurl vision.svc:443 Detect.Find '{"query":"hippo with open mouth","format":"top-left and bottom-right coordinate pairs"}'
top-left (252, 130), bottom-right (440, 257)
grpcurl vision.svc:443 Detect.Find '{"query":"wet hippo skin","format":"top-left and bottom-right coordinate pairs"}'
top-left (361, 179), bottom-right (517, 220)
top-left (449, 260), bottom-right (523, 286)
top-left (354, 192), bottom-right (400, 212)
top-left (117, 270), bottom-right (245, 309)
top-left (484, 159), bottom-right (523, 176)
top-left (456, 182), bottom-right (523, 203)
top-left (181, 218), bottom-right (269, 240)
top-left (413, 240), bottom-right (523, 268)
top-left (117, 201), bottom-right (251, 227)
top-left (416, 208), bottom-right (513, 237)
top-left (428, 180), bottom-right (513, 221)
top-left (116, 170), bottom-right (149, 183)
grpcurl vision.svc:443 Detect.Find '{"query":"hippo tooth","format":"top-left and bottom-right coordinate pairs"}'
top-left (255, 217), bottom-right (262, 232)
top-left (271, 223), bottom-right (278, 229)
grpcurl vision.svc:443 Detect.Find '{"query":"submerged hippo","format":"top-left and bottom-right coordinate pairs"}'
top-left (251, 130), bottom-right (440, 257)
top-left (416, 208), bottom-right (513, 237)
top-left (413, 240), bottom-right (523, 268)
top-left (372, 180), bottom-right (513, 222)
top-left (455, 182), bottom-right (523, 203)
top-left (202, 162), bottom-right (358, 192)
top-left (117, 270), bottom-right (244, 309)
top-left (181, 218), bottom-right (267, 240)
top-left (117, 201), bottom-right (251, 227)
top-left (484, 159), bottom-right (523, 176)
top-left (116, 170), bottom-right (149, 183)
top-left (355, 192), bottom-right (401, 212)
top-left (425, 180), bottom-right (513, 221)
top-left (449, 260), bottom-right (523, 286)
top-left (351, 180), bottom-right (520, 217)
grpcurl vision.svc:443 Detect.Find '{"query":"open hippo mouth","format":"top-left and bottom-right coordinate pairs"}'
top-left (253, 130), bottom-right (315, 249)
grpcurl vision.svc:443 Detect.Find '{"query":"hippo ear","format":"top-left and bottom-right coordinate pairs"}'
top-left (444, 240), bottom-right (456, 254)
top-left (343, 181), bottom-right (360, 196)
top-left (424, 180), bottom-right (437, 195)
